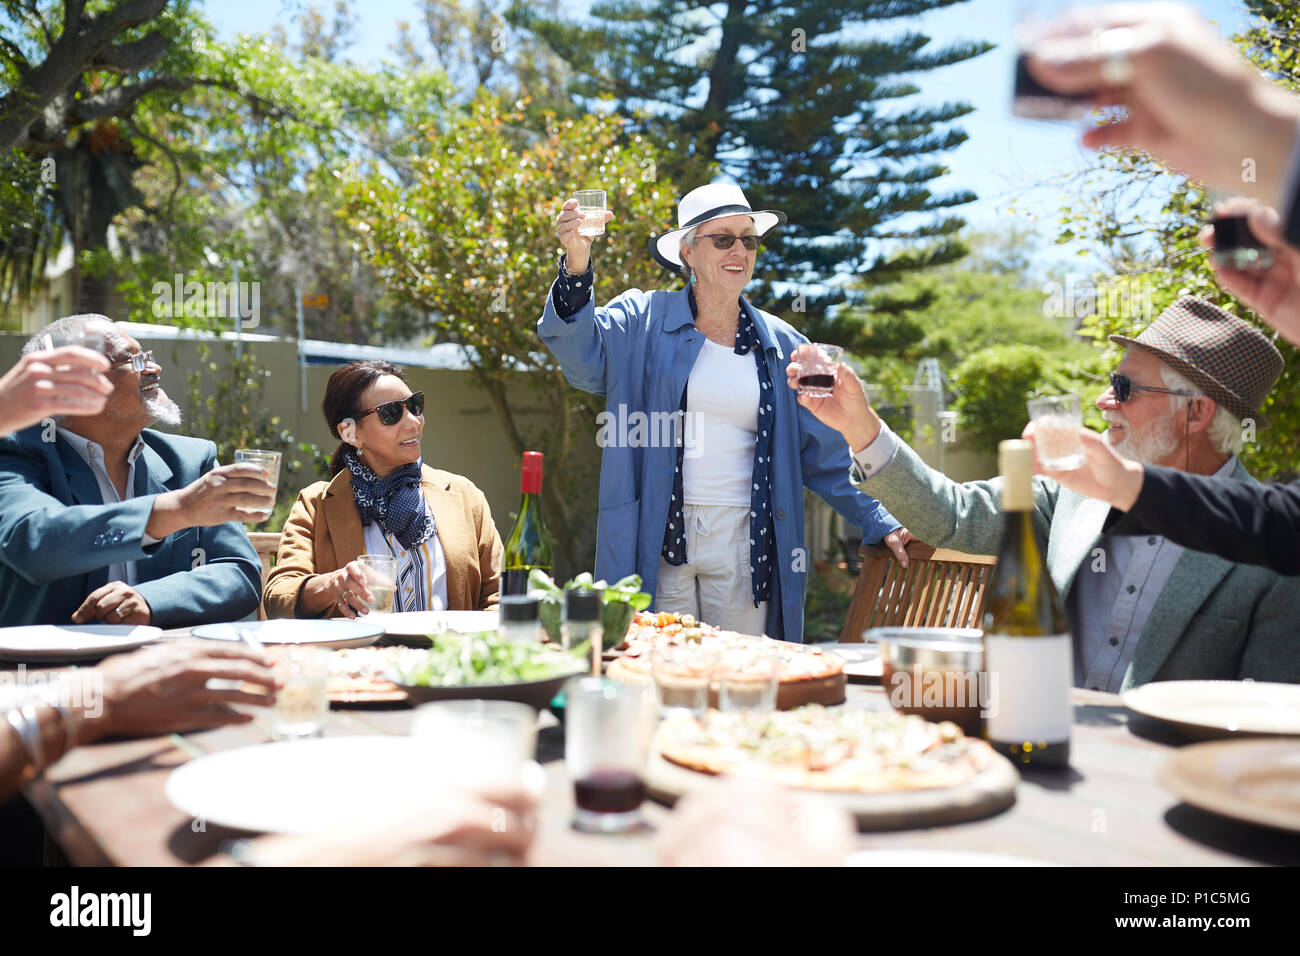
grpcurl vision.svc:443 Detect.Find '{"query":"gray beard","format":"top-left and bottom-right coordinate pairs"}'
top-left (1112, 415), bottom-right (1180, 466)
top-left (146, 393), bottom-right (183, 428)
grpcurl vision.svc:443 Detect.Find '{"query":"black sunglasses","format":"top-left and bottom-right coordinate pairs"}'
top-left (1109, 373), bottom-right (1195, 404)
top-left (356, 392), bottom-right (425, 426)
top-left (696, 233), bottom-right (760, 251)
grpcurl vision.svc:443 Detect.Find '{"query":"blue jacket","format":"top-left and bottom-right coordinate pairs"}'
top-left (0, 427), bottom-right (261, 627)
top-left (538, 284), bottom-right (900, 643)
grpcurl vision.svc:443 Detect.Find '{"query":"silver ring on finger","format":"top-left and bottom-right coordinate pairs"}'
top-left (1092, 27), bottom-right (1136, 86)
top-left (114, 604), bottom-right (127, 618)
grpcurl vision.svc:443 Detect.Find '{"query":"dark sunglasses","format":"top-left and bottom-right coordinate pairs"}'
top-left (1108, 372), bottom-right (1195, 403)
top-left (696, 233), bottom-right (760, 251)
top-left (356, 392), bottom-right (425, 426)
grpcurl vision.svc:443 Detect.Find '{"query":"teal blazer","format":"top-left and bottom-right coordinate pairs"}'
top-left (853, 441), bottom-right (1300, 689)
top-left (0, 426), bottom-right (261, 628)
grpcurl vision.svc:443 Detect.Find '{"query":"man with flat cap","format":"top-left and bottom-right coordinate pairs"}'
top-left (788, 296), bottom-right (1300, 691)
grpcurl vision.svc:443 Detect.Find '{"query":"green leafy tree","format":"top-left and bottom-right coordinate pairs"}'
top-left (509, 0), bottom-right (992, 326)
top-left (0, 0), bottom-right (216, 310)
top-left (842, 228), bottom-right (1104, 452)
top-left (98, 4), bottom-right (452, 344)
top-left (182, 341), bottom-right (323, 531)
top-left (339, 93), bottom-right (678, 573)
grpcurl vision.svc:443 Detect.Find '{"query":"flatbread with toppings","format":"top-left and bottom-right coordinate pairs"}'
top-left (655, 705), bottom-right (995, 793)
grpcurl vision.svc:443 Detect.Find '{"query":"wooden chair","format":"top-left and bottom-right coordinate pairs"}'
top-left (838, 540), bottom-right (997, 643)
top-left (248, 532), bottom-right (282, 620)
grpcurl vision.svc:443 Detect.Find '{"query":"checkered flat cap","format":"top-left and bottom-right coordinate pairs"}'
top-left (1109, 296), bottom-right (1283, 427)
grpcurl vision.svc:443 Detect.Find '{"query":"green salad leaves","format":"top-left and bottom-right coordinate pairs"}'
top-left (392, 632), bottom-right (587, 687)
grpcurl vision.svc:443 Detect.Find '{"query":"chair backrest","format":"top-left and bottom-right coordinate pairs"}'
top-left (248, 531), bottom-right (282, 591)
top-left (248, 531), bottom-right (281, 621)
top-left (838, 540), bottom-right (997, 642)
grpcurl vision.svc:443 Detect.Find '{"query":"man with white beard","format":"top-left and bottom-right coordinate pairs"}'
top-left (0, 315), bottom-right (274, 627)
top-left (788, 297), bottom-right (1300, 691)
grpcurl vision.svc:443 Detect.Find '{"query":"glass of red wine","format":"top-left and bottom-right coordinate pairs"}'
top-left (565, 676), bottom-right (655, 833)
top-left (794, 343), bottom-right (844, 399)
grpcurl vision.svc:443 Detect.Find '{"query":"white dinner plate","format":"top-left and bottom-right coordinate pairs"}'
top-left (0, 624), bottom-right (161, 662)
top-left (190, 619), bottom-right (382, 650)
top-left (165, 736), bottom-right (543, 834)
top-left (1121, 680), bottom-right (1300, 739)
top-left (845, 849), bottom-right (1055, 867)
top-left (1159, 739), bottom-right (1300, 835)
top-left (379, 610), bottom-right (499, 637)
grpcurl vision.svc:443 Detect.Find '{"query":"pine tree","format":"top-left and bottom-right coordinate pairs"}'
top-left (509, 0), bottom-right (992, 330)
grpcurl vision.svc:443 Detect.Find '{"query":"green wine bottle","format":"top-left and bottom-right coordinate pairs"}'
top-left (503, 451), bottom-right (553, 596)
top-left (982, 439), bottom-right (1072, 769)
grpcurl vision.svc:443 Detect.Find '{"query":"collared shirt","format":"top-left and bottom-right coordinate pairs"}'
top-left (362, 510), bottom-right (449, 612)
top-left (56, 428), bottom-right (161, 586)
top-left (1075, 454), bottom-right (1239, 692)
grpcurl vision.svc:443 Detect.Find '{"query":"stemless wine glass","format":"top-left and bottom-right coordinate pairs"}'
top-left (574, 189), bottom-right (607, 237)
top-left (1010, 1), bottom-right (1095, 122)
top-left (717, 648), bottom-right (780, 713)
top-left (271, 646), bottom-right (331, 740)
top-left (565, 676), bottom-right (655, 833)
top-left (652, 644), bottom-right (718, 720)
top-left (1026, 394), bottom-right (1084, 471)
top-left (411, 699), bottom-right (537, 790)
top-left (356, 554), bottom-right (398, 614)
top-left (234, 449), bottom-right (280, 522)
top-left (794, 344), bottom-right (844, 399)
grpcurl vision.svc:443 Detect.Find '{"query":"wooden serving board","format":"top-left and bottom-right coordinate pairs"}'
top-left (605, 657), bottom-right (846, 709)
top-left (644, 746), bottom-right (1018, 831)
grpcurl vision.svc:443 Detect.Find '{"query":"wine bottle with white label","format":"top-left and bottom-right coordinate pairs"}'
top-left (502, 451), bottom-right (553, 596)
top-left (982, 439), bottom-right (1072, 768)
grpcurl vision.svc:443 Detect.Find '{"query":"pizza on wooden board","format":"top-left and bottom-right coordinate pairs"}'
top-left (609, 611), bottom-right (844, 684)
top-left (655, 705), bottom-right (996, 793)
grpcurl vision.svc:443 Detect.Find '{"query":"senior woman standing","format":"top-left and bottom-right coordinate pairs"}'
top-left (538, 182), bottom-right (911, 642)
top-left (263, 360), bottom-right (502, 618)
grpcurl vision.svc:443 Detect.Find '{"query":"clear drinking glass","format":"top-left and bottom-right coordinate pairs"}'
top-left (652, 644), bottom-right (718, 720)
top-left (717, 648), bottom-right (780, 713)
top-left (794, 343), bottom-right (844, 398)
top-left (574, 189), bottom-right (607, 237)
top-left (565, 676), bottom-right (655, 833)
top-left (410, 699), bottom-right (537, 790)
top-left (271, 646), bottom-right (331, 739)
top-left (1011, 2), bottom-right (1094, 122)
top-left (357, 554), bottom-right (398, 614)
top-left (1027, 394), bottom-right (1085, 471)
top-left (234, 449), bottom-right (281, 521)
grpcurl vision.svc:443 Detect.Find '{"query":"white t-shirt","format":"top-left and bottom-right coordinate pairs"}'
top-left (683, 339), bottom-right (760, 507)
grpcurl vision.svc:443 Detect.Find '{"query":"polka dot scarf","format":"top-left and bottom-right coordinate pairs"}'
top-left (661, 292), bottom-right (775, 608)
top-left (343, 446), bottom-right (437, 551)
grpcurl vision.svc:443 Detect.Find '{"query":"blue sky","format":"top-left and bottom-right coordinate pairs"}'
top-left (206, 0), bottom-right (1257, 275)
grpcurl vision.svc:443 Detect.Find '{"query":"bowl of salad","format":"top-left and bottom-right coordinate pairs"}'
top-left (388, 631), bottom-right (589, 710)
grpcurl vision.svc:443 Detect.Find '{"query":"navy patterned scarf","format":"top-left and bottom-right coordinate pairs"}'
top-left (344, 446), bottom-right (437, 550)
top-left (661, 291), bottom-right (776, 608)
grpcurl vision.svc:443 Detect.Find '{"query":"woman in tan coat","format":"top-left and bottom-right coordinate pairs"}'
top-left (263, 360), bottom-right (502, 618)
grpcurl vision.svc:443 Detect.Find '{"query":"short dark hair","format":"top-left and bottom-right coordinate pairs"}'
top-left (322, 360), bottom-right (409, 475)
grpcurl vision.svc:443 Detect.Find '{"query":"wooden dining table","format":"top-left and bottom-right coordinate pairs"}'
top-left (15, 631), bottom-right (1300, 867)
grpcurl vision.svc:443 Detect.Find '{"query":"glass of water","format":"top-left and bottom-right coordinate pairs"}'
top-left (271, 646), bottom-right (331, 739)
top-left (652, 644), bottom-right (718, 720)
top-left (357, 554), bottom-right (398, 613)
top-left (717, 648), bottom-right (780, 713)
top-left (410, 699), bottom-right (537, 790)
top-left (1027, 394), bottom-right (1084, 471)
top-left (234, 448), bottom-right (281, 521)
top-left (574, 189), bottom-right (607, 237)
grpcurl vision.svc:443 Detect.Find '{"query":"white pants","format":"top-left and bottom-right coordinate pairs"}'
top-left (655, 504), bottom-right (769, 636)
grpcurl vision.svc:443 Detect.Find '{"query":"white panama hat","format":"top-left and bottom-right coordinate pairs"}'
top-left (648, 182), bottom-right (786, 272)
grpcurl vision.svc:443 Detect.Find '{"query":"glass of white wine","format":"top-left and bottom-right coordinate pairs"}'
top-left (357, 554), bottom-right (398, 614)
